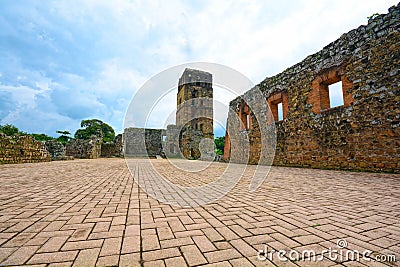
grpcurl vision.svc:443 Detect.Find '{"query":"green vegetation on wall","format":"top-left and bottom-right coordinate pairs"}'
top-left (0, 124), bottom-right (19, 136)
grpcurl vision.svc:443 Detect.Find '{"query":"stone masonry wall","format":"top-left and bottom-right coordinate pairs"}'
top-left (66, 136), bottom-right (102, 159)
top-left (45, 140), bottom-right (66, 160)
top-left (124, 128), bottom-right (165, 158)
top-left (0, 132), bottom-right (51, 164)
top-left (224, 4), bottom-right (400, 173)
top-left (101, 134), bottom-right (123, 158)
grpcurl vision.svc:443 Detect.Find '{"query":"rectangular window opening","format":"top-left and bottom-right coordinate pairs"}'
top-left (328, 81), bottom-right (344, 108)
top-left (246, 114), bottom-right (250, 129)
top-left (277, 102), bottom-right (283, 121)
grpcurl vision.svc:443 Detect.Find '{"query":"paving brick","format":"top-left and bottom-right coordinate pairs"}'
top-left (216, 241), bottom-right (234, 251)
top-left (1, 245), bottom-right (39, 265)
top-left (99, 237), bottom-right (122, 256)
top-left (43, 221), bottom-right (67, 232)
top-left (72, 248), bottom-right (100, 267)
top-left (215, 227), bottom-right (240, 241)
top-left (62, 239), bottom-right (103, 251)
top-left (228, 224), bottom-right (252, 237)
top-left (68, 228), bottom-right (91, 241)
top-left (204, 248), bottom-right (242, 263)
top-left (193, 235), bottom-right (217, 252)
top-left (2, 232), bottom-right (36, 247)
top-left (96, 255), bottom-right (119, 267)
top-left (181, 244), bottom-right (208, 265)
top-left (142, 248), bottom-right (181, 262)
top-left (160, 237), bottom-right (193, 249)
top-left (125, 224), bottom-right (140, 237)
top-left (142, 234), bottom-right (160, 251)
top-left (164, 256), bottom-right (188, 267)
top-left (27, 251), bottom-right (79, 264)
top-left (119, 252), bottom-right (141, 267)
top-left (38, 236), bottom-right (69, 253)
top-left (174, 229), bottom-right (204, 238)
top-left (112, 216), bottom-right (126, 226)
top-left (121, 235), bottom-right (140, 253)
top-left (0, 247), bottom-right (17, 262)
top-left (89, 230), bottom-right (124, 239)
top-left (230, 239), bottom-right (257, 257)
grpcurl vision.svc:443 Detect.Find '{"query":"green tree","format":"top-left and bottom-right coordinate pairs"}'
top-left (0, 124), bottom-right (19, 136)
top-left (214, 136), bottom-right (225, 155)
top-left (56, 130), bottom-right (71, 145)
top-left (30, 133), bottom-right (54, 141)
top-left (74, 119), bottom-right (115, 142)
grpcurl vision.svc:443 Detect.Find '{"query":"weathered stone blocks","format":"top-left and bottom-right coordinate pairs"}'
top-left (0, 132), bottom-right (51, 164)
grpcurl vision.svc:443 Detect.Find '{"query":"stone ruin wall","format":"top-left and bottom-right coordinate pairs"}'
top-left (101, 134), bottom-right (123, 158)
top-left (45, 140), bottom-right (67, 160)
top-left (224, 4), bottom-right (400, 173)
top-left (0, 132), bottom-right (124, 163)
top-left (124, 127), bottom-right (165, 158)
top-left (66, 135), bottom-right (102, 159)
top-left (0, 132), bottom-right (51, 164)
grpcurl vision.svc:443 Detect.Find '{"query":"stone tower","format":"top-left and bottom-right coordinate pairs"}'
top-left (176, 68), bottom-right (214, 159)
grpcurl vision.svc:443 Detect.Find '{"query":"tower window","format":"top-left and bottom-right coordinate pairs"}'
top-left (267, 92), bottom-right (288, 122)
top-left (246, 114), bottom-right (251, 129)
top-left (239, 102), bottom-right (252, 130)
top-left (309, 68), bottom-right (354, 114)
top-left (277, 102), bottom-right (283, 121)
top-left (328, 81), bottom-right (344, 108)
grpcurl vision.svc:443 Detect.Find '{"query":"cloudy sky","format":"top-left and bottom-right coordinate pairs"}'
top-left (0, 0), bottom-right (397, 138)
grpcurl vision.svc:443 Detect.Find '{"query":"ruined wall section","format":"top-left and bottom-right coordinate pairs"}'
top-left (101, 134), bottom-right (123, 158)
top-left (0, 133), bottom-right (51, 164)
top-left (165, 125), bottom-right (181, 158)
top-left (124, 128), bottom-right (165, 158)
top-left (45, 140), bottom-right (67, 160)
top-left (225, 4), bottom-right (399, 172)
top-left (66, 135), bottom-right (102, 159)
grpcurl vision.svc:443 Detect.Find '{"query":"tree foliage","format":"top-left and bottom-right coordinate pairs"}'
top-left (56, 130), bottom-right (71, 135)
top-left (56, 130), bottom-right (71, 145)
top-left (214, 136), bottom-right (225, 155)
top-left (0, 124), bottom-right (19, 136)
top-left (74, 119), bottom-right (115, 142)
top-left (30, 133), bottom-right (54, 141)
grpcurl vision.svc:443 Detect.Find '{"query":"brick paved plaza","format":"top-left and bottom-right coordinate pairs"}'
top-left (0, 158), bottom-right (399, 266)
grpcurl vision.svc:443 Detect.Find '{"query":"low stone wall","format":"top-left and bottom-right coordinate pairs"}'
top-left (101, 134), bottom-right (123, 157)
top-left (66, 136), bottom-right (102, 159)
top-left (0, 132), bottom-right (51, 164)
top-left (45, 140), bottom-right (67, 160)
